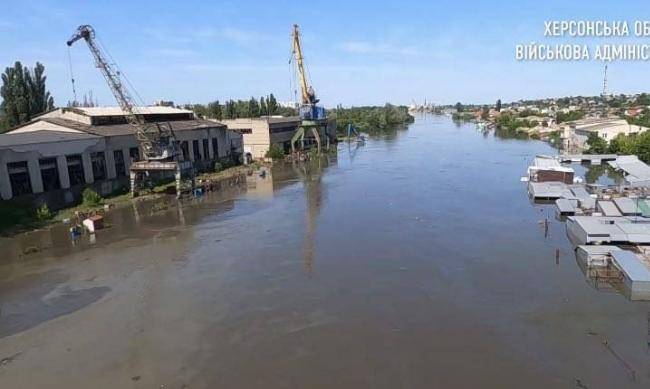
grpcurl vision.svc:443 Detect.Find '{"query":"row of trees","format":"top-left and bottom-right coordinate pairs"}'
top-left (331, 104), bottom-right (414, 134)
top-left (587, 131), bottom-right (650, 163)
top-left (0, 61), bottom-right (54, 132)
top-left (186, 94), bottom-right (297, 120)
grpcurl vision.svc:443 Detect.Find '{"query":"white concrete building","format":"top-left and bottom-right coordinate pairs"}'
top-left (220, 116), bottom-right (302, 161)
top-left (561, 118), bottom-right (649, 152)
top-left (0, 106), bottom-right (241, 206)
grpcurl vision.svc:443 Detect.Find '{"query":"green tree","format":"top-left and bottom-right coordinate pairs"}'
top-left (496, 99), bottom-right (502, 112)
top-left (586, 132), bottom-right (608, 154)
top-left (224, 100), bottom-right (236, 119)
top-left (1, 62), bottom-right (30, 130)
top-left (1, 61), bottom-right (54, 132)
top-left (26, 62), bottom-right (54, 116)
top-left (634, 131), bottom-right (650, 163)
top-left (608, 133), bottom-right (637, 155)
top-left (259, 96), bottom-right (267, 116)
top-left (455, 102), bottom-right (463, 112)
top-left (248, 97), bottom-right (260, 117)
top-left (267, 93), bottom-right (278, 115)
top-left (207, 100), bottom-right (222, 120)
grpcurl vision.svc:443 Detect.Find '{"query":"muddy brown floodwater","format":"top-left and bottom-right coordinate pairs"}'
top-left (1, 115), bottom-right (650, 388)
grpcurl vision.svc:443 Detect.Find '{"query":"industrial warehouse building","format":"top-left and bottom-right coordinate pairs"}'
top-left (220, 116), bottom-right (302, 160)
top-left (0, 106), bottom-right (242, 206)
top-left (220, 116), bottom-right (337, 161)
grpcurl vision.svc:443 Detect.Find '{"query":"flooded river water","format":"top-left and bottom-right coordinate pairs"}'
top-left (1, 115), bottom-right (650, 388)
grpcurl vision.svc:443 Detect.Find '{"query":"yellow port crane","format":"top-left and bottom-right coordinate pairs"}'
top-left (292, 24), bottom-right (319, 107)
top-left (290, 24), bottom-right (328, 155)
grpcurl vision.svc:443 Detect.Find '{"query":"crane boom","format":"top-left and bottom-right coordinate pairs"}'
top-left (67, 25), bottom-right (177, 160)
top-left (292, 24), bottom-right (318, 105)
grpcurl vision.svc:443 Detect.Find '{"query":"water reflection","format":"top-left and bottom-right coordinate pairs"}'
top-left (574, 248), bottom-right (625, 296)
top-left (581, 164), bottom-right (625, 186)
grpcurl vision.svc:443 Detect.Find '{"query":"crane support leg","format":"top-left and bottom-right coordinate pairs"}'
top-left (175, 166), bottom-right (182, 199)
top-left (291, 127), bottom-right (305, 154)
top-left (310, 127), bottom-right (321, 154)
top-left (130, 170), bottom-right (138, 198)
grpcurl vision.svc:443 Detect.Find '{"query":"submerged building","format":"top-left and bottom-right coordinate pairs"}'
top-left (0, 106), bottom-right (242, 205)
top-left (220, 116), bottom-right (302, 161)
top-left (220, 116), bottom-right (337, 161)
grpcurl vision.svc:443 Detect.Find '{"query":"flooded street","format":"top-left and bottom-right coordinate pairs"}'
top-left (2, 115), bottom-right (650, 388)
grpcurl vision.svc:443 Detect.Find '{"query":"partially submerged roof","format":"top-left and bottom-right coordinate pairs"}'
top-left (568, 216), bottom-right (650, 244)
top-left (608, 155), bottom-right (650, 185)
top-left (556, 198), bottom-right (577, 213)
top-left (528, 181), bottom-right (574, 199)
top-left (530, 155), bottom-right (574, 173)
top-left (611, 250), bottom-right (650, 283)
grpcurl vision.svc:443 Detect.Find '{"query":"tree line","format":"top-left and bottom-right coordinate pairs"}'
top-left (587, 131), bottom-right (650, 163)
top-left (185, 94), bottom-right (297, 120)
top-left (0, 61), bottom-right (55, 132)
top-left (331, 104), bottom-right (414, 134)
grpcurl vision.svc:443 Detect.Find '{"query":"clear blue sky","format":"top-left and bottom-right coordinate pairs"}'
top-left (1, 0), bottom-right (650, 107)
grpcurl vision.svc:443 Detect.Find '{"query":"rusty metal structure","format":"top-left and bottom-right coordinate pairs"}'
top-left (67, 25), bottom-right (192, 197)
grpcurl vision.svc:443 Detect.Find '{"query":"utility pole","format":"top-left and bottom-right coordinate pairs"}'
top-left (602, 64), bottom-right (608, 99)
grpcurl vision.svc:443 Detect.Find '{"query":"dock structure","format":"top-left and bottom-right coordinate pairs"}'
top-left (557, 154), bottom-right (617, 165)
top-left (566, 216), bottom-right (650, 245)
top-left (608, 155), bottom-right (650, 186)
top-left (610, 250), bottom-right (650, 300)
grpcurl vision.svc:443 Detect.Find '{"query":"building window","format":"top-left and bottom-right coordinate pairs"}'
top-left (212, 138), bottom-right (219, 159)
top-left (91, 152), bottom-right (106, 181)
top-left (203, 139), bottom-right (210, 160)
top-left (7, 161), bottom-right (32, 197)
top-left (66, 155), bottom-right (85, 186)
top-left (39, 158), bottom-right (60, 191)
top-left (129, 147), bottom-right (140, 162)
top-left (181, 141), bottom-right (190, 161)
top-left (114, 150), bottom-right (126, 177)
top-left (193, 140), bottom-right (201, 160)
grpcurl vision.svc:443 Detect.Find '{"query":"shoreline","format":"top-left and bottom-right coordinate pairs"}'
top-left (0, 163), bottom-right (259, 238)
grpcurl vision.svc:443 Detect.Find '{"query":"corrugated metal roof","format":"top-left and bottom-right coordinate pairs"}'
top-left (66, 106), bottom-right (193, 116)
top-left (598, 200), bottom-right (623, 217)
top-left (613, 197), bottom-right (643, 215)
top-left (10, 117), bottom-right (225, 138)
top-left (82, 119), bottom-right (224, 137)
top-left (608, 155), bottom-right (650, 183)
top-left (0, 130), bottom-right (99, 147)
top-left (556, 198), bottom-right (577, 213)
